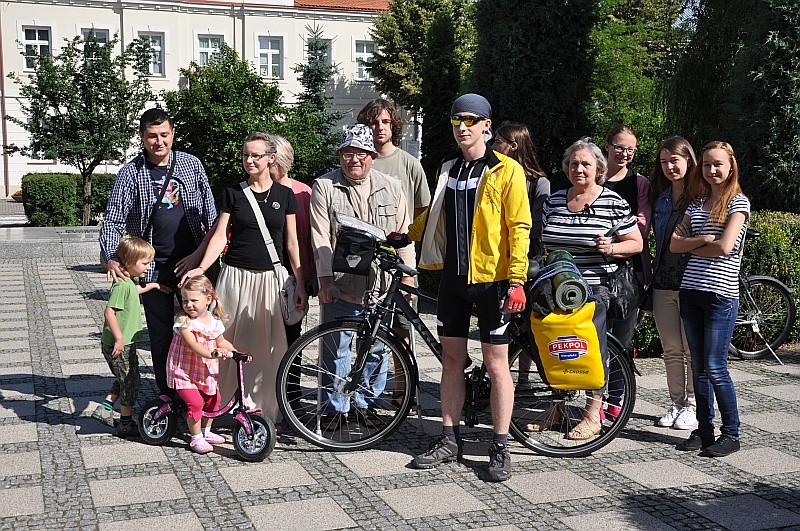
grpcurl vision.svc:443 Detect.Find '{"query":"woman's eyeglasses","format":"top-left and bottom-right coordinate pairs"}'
top-left (340, 152), bottom-right (369, 162)
top-left (610, 143), bottom-right (637, 155)
top-left (242, 153), bottom-right (271, 161)
top-left (450, 115), bottom-right (485, 127)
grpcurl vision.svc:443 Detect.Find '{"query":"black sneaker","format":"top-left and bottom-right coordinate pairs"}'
top-left (484, 442), bottom-right (512, 482)
top-left (116, 420), bottom-right (139, 438)
top-left (701, 435), bottom-right (740, 457)
top-left (676, 429), bottom-right (714, 451)
top-left (412, 435), bottom-right (461, 469)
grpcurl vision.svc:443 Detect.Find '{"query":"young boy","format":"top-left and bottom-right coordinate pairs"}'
top-left (92, 237), bottom-right (165, 437)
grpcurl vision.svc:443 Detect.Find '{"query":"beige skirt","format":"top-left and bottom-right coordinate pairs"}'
top-left (216, 263), bottom-right (287, 422)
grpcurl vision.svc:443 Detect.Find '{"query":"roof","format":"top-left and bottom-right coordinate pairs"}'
top-left (294, 0), bottom-right (389, 12)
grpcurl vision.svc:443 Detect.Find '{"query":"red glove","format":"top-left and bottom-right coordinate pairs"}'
top-left (504, 283), bottom-right (526, 313)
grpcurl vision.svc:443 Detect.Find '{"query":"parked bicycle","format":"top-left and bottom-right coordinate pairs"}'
top-left (138, 351), bottom-right (276, 461)
top-left (275, 216), bottom-right (637, 457)
top-left (729, 228), bottom-right (796, 362)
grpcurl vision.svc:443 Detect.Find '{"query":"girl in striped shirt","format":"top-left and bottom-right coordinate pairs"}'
top-left (670, 141), bottom-right (749, 457)
top-left (167, 276), bottom-right (241, 454)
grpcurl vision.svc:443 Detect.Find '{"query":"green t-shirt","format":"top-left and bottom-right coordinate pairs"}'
top-left (101, 278), bottom-right (143, 346)
top-left (372, 147), bottom-right (430, 218)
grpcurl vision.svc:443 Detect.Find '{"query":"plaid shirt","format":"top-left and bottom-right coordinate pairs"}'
top-left (99, 150), bottom-right (217, 283)
top-left (167, 315), bottom-right (225, 393)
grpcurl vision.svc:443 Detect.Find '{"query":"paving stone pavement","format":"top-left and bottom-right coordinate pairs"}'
top-left (1, 230), bottom-right (799, 530)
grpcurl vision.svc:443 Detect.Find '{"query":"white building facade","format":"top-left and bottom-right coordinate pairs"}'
top-left (0, 0), bottom-right (389, 196)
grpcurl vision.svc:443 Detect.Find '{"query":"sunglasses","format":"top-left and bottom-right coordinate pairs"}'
top-left (450, 115), bottom-right (485, 127)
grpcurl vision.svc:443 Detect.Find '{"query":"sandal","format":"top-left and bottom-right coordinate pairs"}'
top-left (567, 418), bottom-right (601, 440)
top-left (524, 404), bottom-right (565, 432)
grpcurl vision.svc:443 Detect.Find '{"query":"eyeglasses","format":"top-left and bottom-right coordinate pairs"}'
top-left (450, 115), bottom-right (485, 127)
top-left (242, 152), bottom-right (271, 161)
top-left (340, 152), bottom-right (369, 162)
top-left (610, 143), bottom-right (637, 155)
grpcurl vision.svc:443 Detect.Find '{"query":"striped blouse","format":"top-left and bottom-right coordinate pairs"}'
top-left (680, 194), bottom-right (750, 299)
top-left (542, 188), bottom-right (637, 286)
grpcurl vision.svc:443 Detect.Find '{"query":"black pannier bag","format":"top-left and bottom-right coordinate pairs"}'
top-left (332, 227), bottom-right (376, 276)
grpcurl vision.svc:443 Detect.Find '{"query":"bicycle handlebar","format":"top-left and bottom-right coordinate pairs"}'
top-left (232, 351), bottom-right (252, 362)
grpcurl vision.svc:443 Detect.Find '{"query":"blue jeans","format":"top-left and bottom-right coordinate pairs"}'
top-left (680, 289), bottom-right (740, 439)
top-left (319, 299), bottom-right (388, 413)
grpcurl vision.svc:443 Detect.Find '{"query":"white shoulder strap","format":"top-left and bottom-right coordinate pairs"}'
top-left (239, 181), bottom-right (281, 266)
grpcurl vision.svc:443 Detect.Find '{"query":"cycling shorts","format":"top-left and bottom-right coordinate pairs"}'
top-left (436, 275), bottom-right (511, 345)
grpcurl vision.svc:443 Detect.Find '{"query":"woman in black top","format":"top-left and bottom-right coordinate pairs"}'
top-left (183, 133), bottom-right (306, 425)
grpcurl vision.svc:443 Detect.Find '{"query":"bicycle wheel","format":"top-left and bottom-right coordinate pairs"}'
top-left (508, 337), bottom-right (636, 457)
top-left (276, 319), bottom-right (418, 451)
top-left (730, 276), bottom-right (796, 360)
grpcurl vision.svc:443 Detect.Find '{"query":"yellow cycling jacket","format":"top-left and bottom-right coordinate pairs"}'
top-left (409, 149), bottom-right (531, 285)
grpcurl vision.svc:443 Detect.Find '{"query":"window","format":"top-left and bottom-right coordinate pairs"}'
top-left (258, 36), bottom-right (283, 79)
top-left (197, 35), bottom-right (222, 66)
top-left (354, 40), bottom-right (375, 81)
top-left (139, 32), bottom-right (165, 76)
top-left (81, 28), bottom-right (109, 43)
top-left (307, 37), bottom-right (332, 68)
top-left (22, 26), bottom-right (51, 69)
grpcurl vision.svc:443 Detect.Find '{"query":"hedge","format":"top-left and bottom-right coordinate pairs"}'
top-left (633, 210), bottom-right (800, 356)
top-left (20, 172), bottom-right (116, 227)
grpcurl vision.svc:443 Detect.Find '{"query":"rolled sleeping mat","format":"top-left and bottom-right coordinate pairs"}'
top-left (545, 249), bottom-right (575, 265)
top-left (552, 270), bottom-right (589, 310)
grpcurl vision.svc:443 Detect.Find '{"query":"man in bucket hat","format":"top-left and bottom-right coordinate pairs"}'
top-left (309, 124), bottom-right (415, 432)
top-left (409, 93), bottom-right (531, 482)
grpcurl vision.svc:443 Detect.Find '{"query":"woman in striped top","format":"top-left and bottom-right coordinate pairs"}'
top-left (670, 141), bottom-right (749, 457)
top-left (541, 139), bottom-right (642, 440)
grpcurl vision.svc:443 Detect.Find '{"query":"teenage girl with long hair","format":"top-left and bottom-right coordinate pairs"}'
top-left (670, 141), bottom-right (749, 457)
top-left (493, 122), bottom-right (550, 259)
top-left (649, 136), bottom-right (697, 431)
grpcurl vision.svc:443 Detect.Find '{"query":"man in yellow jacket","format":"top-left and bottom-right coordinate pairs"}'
top-left (410, 93), bottom-right (531, 482)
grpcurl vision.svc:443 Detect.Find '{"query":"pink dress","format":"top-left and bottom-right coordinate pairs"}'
top-left (166, 315), bottom-right (226, 394)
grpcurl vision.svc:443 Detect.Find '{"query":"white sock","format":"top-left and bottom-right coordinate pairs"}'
top-left (191, 433), bottom-right (203, 441)
top-left (202, 427), bottom-right (212, 436)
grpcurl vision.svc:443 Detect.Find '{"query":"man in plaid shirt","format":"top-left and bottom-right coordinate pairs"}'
top-left (99, 108), bottom-right (217, 395)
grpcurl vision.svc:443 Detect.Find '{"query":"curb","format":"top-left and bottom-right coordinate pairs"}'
top-left (0, 226), bottom-right (100, 258)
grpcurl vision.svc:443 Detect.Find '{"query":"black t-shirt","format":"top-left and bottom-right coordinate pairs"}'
top-left (444, 153), bottom-right (490, 275)
top-left (220, 184), bottom-right (298, 271)
top-left (148, 163), bottom-right (195, 287)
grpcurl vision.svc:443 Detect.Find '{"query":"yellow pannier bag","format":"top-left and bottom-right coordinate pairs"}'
top-left (529, 298), bottom-right (607, 390)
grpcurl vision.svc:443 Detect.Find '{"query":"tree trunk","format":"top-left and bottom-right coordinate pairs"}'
top-left (82, 172), bottom-right (92, 226)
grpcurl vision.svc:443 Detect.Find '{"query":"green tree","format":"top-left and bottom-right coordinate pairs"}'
top-left (469, 0), bottom-right (596, 174)
top-left (728, 0), bottom-right (800, 211)
top-left (666, 1), bottom-right (751, 149)
top-left (419, 10), bottom-right (464, 181)
top-left (586, 0), bottom-right (684, 166)
top-left (6, 33), bottom-right (153, 225)
top-left (291, 24), bottom-right (344, 180)
top-left (369, 0), bottom-right (474, 115)
top-left (163, 43), bottom-right (286, 193)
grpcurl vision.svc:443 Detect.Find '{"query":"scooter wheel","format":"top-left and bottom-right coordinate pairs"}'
top-left (137, 399), bottom-right (178, 445)
top-left (233, 414), bottom-right (276, 461)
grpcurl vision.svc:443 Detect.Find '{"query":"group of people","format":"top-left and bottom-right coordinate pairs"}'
top-left (94, 91), bottom-right (748, 481)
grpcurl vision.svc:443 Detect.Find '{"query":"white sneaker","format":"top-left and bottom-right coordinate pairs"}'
top-left (672, 407), bottom-right (697, 430)
top-left (656, 404), bottom-right (681, 427)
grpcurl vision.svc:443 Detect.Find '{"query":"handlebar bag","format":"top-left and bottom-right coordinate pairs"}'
top-left (333, 227), bottom-right (376, 276)
top-left (529, 295), bottom-right (608, 390)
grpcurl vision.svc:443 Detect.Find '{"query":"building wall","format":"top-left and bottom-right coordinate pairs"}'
top-left (0, 0), bottom-right (388, 196)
